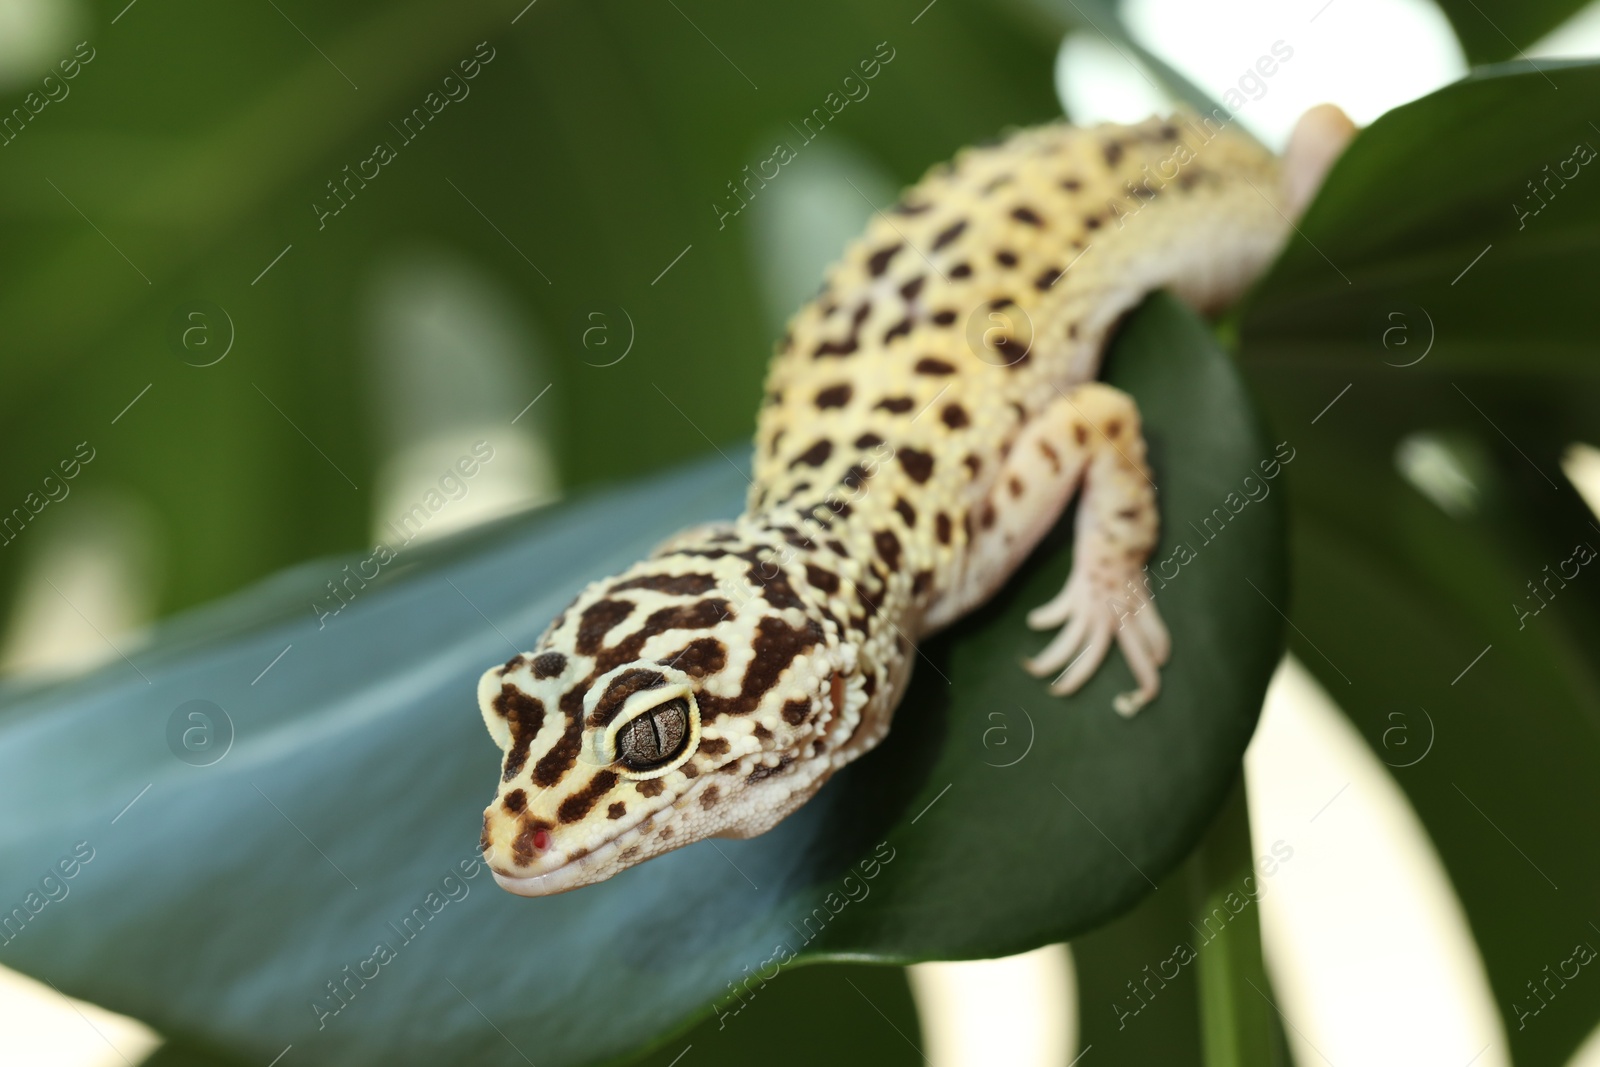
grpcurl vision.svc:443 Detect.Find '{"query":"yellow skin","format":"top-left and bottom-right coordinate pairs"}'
top-left (477, 106), bottom-right (1355, 896)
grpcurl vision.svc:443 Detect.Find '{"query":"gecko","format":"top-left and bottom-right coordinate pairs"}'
top-left (477, 105), bottom-right (1356, 896)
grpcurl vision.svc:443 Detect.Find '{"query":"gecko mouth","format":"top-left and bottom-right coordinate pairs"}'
top-left (491, 861), bottom-right (596, 897)
top-left (486, 792), bottom-right (686, 896)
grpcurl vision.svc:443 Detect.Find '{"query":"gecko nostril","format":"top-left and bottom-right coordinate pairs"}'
top-left (512, 825), bottom-right (554, 862)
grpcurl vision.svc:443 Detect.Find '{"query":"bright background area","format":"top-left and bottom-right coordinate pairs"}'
top-left (3, 0), bottom-right (1598, 1063)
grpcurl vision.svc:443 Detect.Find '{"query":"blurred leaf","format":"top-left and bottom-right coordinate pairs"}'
top-left (618, 963), bottom-right (922, 1067)
top-left (1241, 59), bottom-right (1600, 1066)
top-left (1431, 0), bottom-right (1592, 66)
top-left (0, 0), bottom-right (1060, 620)
top-left (0, 293), bottom-right (1283, 1066)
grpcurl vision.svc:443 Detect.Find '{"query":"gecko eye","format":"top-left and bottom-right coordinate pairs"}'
top-left (616, 698), bottom-right (691, 771)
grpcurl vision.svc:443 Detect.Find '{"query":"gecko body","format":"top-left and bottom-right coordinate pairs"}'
top-left (478, 107), bottom-right (1353, 895)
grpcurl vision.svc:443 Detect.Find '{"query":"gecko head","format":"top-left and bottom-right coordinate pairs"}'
top-left (476, 557), bottom-right (843, 896)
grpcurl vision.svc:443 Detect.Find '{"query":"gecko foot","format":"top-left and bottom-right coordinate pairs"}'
top-left (1022, 565), bottom-right (1170, 716)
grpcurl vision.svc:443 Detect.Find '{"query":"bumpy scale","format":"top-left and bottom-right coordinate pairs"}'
top-left (477, 106), bottom-right (1356, 895)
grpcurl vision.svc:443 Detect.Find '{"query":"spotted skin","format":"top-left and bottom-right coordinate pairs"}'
top-left (478, 109), bottom-right (1353, 896)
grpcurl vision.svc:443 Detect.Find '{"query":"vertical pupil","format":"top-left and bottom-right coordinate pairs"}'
top-left (618, 698), bottom-right (688, 769)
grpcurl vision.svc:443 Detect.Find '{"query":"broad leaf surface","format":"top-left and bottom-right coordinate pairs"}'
top-left (0, 294), bottom-right (1283, 1066)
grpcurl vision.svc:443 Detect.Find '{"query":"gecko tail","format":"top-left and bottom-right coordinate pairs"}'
top-left (1283, 103), bottom-right (1358, 219)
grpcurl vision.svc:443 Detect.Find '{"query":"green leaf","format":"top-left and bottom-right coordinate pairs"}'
top-left (0, 293), bottom-right (1284, 1066)
top-left (1241, 60), bottom-right (1600, 1067)
top-left (0, 0), bottom-right (1063, 619)
top-left (1431, 0), bottom-right (1591, 66)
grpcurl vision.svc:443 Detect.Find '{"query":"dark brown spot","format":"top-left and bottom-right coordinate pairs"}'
top-left (899, 449), bottom-right (934, 484)
top-left (1106, 418), bottom-right (1123, 438)
top-left (637, 779), bottom-right (665, 798)
top-left (900, 275), bottom-right (926, 300)
top-left (942, 403), bottom-right (969, 429)
top-left (494, 685), bottom-right (546, 782)
top-left (1084, 215), bottom-right (1102, 230)
top-left (781, 698), bottom-right (810, 725)
top-left (607, 802), bottom-right (627, 819)
top-left (701, 737), bottom-right (730, 755)
top-left (754, 722), bottom-right (773, 740)
top-left (891, 200), bottom-right (932, 215)
top-left (503, 789), bottom-right (527, 814)
top-left (792, 439), bottom-right (833, 468)
top-left (612, 573), bottom-right (719, 596)
top-left (883, 318), bottom-right (914, 344)
top-left (1074, 423), bottom-right (1089, 446)
top-left (931, 309), bottom-right (957, 326)
top-left (963, 454), bottom-right (982, 477)
top-left (854, 432), bottom-right (884, 449)
top-left (743, 556), bottom-right (805, 611)
top-left (576, 599), bottom-right (634, 655)
top-left (1061, 177), bottom-right (1082, 192)
top-left (932, 220), bottom-right (967, 250)
top-left (1011, 206), bottom-right (1044, 227)
top-left (1104, 141), bottom-right (1124, 166)
top-left (995, 250), bottom-right (1018, 267)
top-left (698, 616), bottom-right (825, 720)
top-left (557, 770), bottom-right (618, 824)
top-left (875, 396), bottom-right (915, 414)
top-left (935, 512), bottom-right (952, 544)
top-left (661, 636), bottom-right (727, 678)
top-left (912, 569), bottom-right (934, 596)
top-left (915, 357), bottom-right (955, 376)
top-left (531, 652), bottom-right (566, 678)
top-left (1035, 267), bottom-right (1062, 290)
top-left (588, 668), bottom-right (668, 729)
top-left (700, 785), bottom-right (721, 809)
top-left (1039, 440), bottom-right (1061, 473)
top-left (805, 563), bottom-right (840, 595)
top-left (894, 497), bottom-right (917, 527)
top-left (867, 243), bottom-right (902, 276)
top-left (842, 464), bottom-right (869, 490)
top-left (1008, 476), bottom-right (1024, 498)
top-left (815, 383), bottom-right (852, 409)
top-left (980, 502), bottom-right (996, 529)
top-left (875, 529), bottom-right (902, 570)
top-left (949, 263), bottom-right (972, 279)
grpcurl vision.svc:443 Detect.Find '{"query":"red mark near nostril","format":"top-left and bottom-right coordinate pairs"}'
top-left (533, 829), bottom-right (551, 851)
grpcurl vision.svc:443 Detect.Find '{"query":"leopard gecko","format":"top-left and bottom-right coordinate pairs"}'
top-left (476, 105), bottom-right (1355, 895)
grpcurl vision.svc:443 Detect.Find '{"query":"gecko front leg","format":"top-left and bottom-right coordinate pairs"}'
top-left (923, 382), bottom-right (1167, 715)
